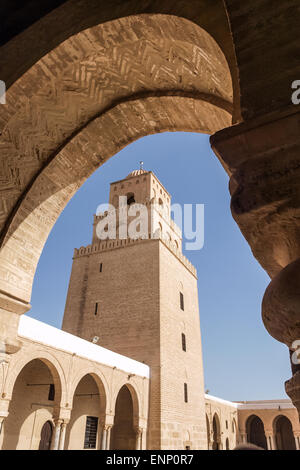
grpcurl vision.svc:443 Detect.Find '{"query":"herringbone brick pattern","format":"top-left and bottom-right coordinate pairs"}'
top-left (0, 15), bottom-right (232, 303)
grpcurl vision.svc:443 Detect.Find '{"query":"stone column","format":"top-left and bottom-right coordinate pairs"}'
top-left (240, 432), bottom-right (247, 444)
top-left (210, 109), bottom-right (300, 418)
top-left (141, 427), bottom-right (147, 450)
top-left (58, 421), bottom-right (68, 450)
top-left (0, 416), bottom-right (5, 437)
top-left (265, 432), bottom-right (276, 450)
top-left (135, 427), bottom-right (143, 450)
top-left (0, 400), bottom-right (10, 449)
top-left (101, 426), bottom-right (107, 450)
top-left (270, 434), bottom-right (276, 451)
top-left (51, 420), bottom-right (62, 450)
top-left (106, 425), bottom-right (112, 450)
top-left (294, 433), bottom-right (300, 450)
top-left (0, 416), bottom-right (4, 451)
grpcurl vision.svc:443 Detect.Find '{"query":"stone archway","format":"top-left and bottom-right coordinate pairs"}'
top-left (0, 13), bottom-right (233, 359)
top-left (1, 358), bottom-right (62, 450)
top-left (111, 384), bottom-right (139, 450)
top-left (274, 415), bottom-right (296, 450)
top-left (212, 414), bottom-right (221, 450)
top-left (246, 415), bottom-right (267, 450)
top-left (65, 373), bottom-right (107, 450)
top-left (1, 1), bottom-right (300, 425)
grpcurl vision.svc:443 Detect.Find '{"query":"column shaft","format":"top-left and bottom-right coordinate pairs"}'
top-left (265, 434), bottom-right (275, 450)
top-left (101, 427), bottom-right (107, 450)
top-left (106, 426), bottom-right (112, 450)
top-left (51, 422), bottom-right (61, 450)
top-left (59, 423), bottom-right (67, 450)
top-left (0, 417), bottom-right (4, 435)
top-left (135, 429), bottom-right (142, 450)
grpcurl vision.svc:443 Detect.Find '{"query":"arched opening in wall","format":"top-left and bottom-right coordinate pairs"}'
top-left (212, 414), bottom-right (221, 450)
top-left (274, 415), bottom-right (296, 450)
top-left (206, 414), bottom-right (210, 450)
top-left (111, 385), bottom-right (137, 450)
top-left (232, 418), bottom-right (236, 433)
top-left (126, 193), bottom-right (135, 206)
top-left (246, 415), bottom-right (267, 450)
top-left (65, 374), bottom-right (106, 450)
top-left (0, 13), bottom-right (233, 309)
top-left (158, 222), bottom-right (163, 236)
top-left (0, 12), bottom-right (240, 451)
top-left (38, 420), bottom-right (53, 450)
top-left (225, 438), bottom-right (229, 450)
top-left (2, 359), bottom-right (61, 450)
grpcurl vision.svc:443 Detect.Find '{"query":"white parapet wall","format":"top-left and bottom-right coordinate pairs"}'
top-left (18, 315), bottom-right (150, 378)
top-left (205, 393), bottom-right (295, 410)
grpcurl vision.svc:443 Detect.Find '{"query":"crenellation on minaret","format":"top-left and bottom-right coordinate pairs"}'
top-left (92, 169), bottom-right (182, 250)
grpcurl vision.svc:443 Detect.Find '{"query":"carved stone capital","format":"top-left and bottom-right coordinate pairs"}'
top-left (135, 427), bottom-right (143, 437)
top-left (211, 109), bottom-right (300, 279)
top-left (262, 258), bottom-right (300, 346)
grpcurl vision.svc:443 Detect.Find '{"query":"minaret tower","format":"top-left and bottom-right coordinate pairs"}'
top-left (62, 168), bottom-right (207, 449)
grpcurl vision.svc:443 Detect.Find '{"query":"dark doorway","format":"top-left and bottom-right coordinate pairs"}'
top-left (111, 385), bottom-right (136, 449)
top-left (275, 416), bottom-right (296, 450)
top-left (38, 420), bottom-right (53, 450)
top-left (246, 415), bottom-right (267, 450)
top-left (212, 414), bottom-right (221, 450)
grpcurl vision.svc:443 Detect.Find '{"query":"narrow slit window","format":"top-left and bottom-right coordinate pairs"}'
top-left (184, 383), bottom-right (188, 403)
top-left (94, 302), bottom-right (99, 315)
top-left (99, 263), bottom-right (103, 272)
top-left (48, 384), bottom-right (55, 401)
top-left (182, 333), bottom-right (186, 352)
top-left (84, 416), bottom-right (98, 449)
top-left (180, 292), bottom-right (184, 311)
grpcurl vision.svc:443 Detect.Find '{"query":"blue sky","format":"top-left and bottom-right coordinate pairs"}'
top-left (28, 132), bottom-right (291, 401)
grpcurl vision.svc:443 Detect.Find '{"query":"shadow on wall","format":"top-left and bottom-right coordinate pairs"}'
top-left (2, 359), bottom-right (58, 450)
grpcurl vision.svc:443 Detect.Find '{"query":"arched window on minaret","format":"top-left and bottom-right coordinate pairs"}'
top-left (158, 222), bottom-right (162, 237)
top-left (127, 192), bottom-right (135, 206)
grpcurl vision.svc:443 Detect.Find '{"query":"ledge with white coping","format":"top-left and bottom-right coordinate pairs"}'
top-left (205, 394), bottom-right (295, 410)
top-left (235, 399), bottom-right (295, 410)
top-left (205, 394), bottom-right (239, 408)
top-left (18, 315), bottom-right (150, 378)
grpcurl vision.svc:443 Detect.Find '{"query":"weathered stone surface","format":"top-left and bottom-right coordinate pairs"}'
top-left (211, 110), bottom-right (300, 279)
top-left (224, 0), bottom-right (300, 119)
top-left (262, 258), bottom-right (300, 347)
top-left (211, 110), bottom-right (300, 417)
top-left (1, 0), bottom-right (300, 423)
top-left (0, 14), bottom-right (232, 304)
top-left (285, 372), bottom-right (300, 421)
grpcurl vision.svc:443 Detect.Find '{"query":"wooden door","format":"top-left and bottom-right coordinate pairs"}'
top-left (39, 420), bottom-right (53, 450)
